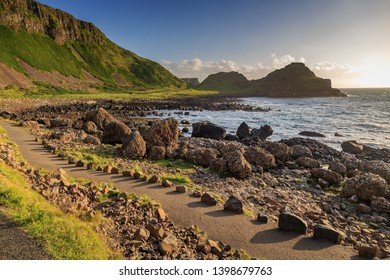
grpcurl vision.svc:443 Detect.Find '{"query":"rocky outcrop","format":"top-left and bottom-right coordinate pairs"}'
top-left (192, 122), bottom-right (226, 140)
top-left (85, 108), bottom-right (114, 131)
top-left (121, 131), bottom-right (147, 159)
top-left (102, 120), bottom-right (131, 144)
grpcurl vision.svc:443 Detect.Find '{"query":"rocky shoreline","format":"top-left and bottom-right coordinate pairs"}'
top-left (1, 100), bottom-right (390, 259)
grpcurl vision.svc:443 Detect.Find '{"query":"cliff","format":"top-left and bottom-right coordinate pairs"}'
top-left (198, 63), bottom-right (346, 97)
top-left (0, 0), bottom-right (185, 90)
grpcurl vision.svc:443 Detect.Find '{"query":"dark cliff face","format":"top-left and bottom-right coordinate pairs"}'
top-left (0, 0), bottom-right (105, 44)
top-left (198, 63), bottom-right (346, 97)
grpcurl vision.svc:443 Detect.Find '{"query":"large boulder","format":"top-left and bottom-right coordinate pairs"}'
top-left (244, 146), bottom-right (276, 170)
top-left (278, 213), bottom-right (308, 234)
top-left (148, 146), bottom-right (166, 160)
top-left (102, 120), bottom-right (131, 144)
top-left (311, 168), bottom-right (343, 185)
top-left (342, 173), bottom-right (387, 201)
top-left (121, 131), bottom-right (146, 159)
top-left (188, 147), bottom-right (219, 167)
top-left (236, 122), bottom-right (251, 139)
top-left (224, 196), bottom-right (244, 214)
top-left (85, 108), bottom-right (115, 130)
top-left (261, 142), bottom-right (292, 162)
top-left (341, 141), bottom-right (363, 154)
top-left (328, 160), bottom-right (347, 175)
top-left (251, 125), bottom-right (273, 141)
top-left (225, 150), bottom-right (252, 178)
top-left (143, 118), bottom-right (179, 156)
top-left (359, 160), bottom-right (390, 184)
top-left (192, 121), bottom-right (226, 140)
top-left (291, 145), bottom-right (313, 159)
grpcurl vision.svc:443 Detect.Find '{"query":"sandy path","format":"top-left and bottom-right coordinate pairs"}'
top-left (1, 120), bottom-right (358, 260)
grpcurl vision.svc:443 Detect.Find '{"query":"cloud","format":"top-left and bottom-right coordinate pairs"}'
top-left (161, 54), bottom-right (359, 87)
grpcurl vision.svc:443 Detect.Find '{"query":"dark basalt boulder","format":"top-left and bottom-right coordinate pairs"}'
top-left (192, 121), bottom-right (226, 140)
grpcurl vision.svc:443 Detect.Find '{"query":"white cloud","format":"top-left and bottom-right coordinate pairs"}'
top-left (161, 54), bottom-right (359, 87)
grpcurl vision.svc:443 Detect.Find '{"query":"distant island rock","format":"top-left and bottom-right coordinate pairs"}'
top-left (198, 63), bottom-right (346, 98)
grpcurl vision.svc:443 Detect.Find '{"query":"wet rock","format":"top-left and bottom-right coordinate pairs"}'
top-left (328, 160), bottom-right (347, 175)
top-left (299, 131), bottom-right (325, 138)
top-left (244, 147), bottom-right (276, 170)
top-left (102, 120), bottom-right (131, 144)
top-left (342, 173), bottom-right (387, 201)
top-left (162, 179), bottom-right (174, 188)
top-left (192, 121), bottom-right (226, 140)
top-left (226, 150), bottom-right (252, 178)
top-left (311, 168), bottom-right (343, 185)
top-left (296, 157), bottom-right (320, 169)
top-left (160, 235), bottom-right (179, 255)
top-left (83, 135), bottom-right (101, 145)
top-left (278, 213), bottom-right (308, 234)
top-left (291, 145), bottom-right (313, 159)
top-left (251, 125), bottom-right (273, 141)
top-left (370, 196), bottom-right (390, 213)
top-left (147, 146), bottom-right (166, 161)
top-left (236, 122), bottom-right (251, 139)
top-left (121, 131), bottom-right (146, 159)
top-left (313, 224), bottom-right (344, 244)
top-left (224, 196), bottom-right (244, 214)
top-left (341, 141), bottom-right (363, 154)
top-left (358, 244), bottom-right (379, 259)
top-left (201, 192), bottom-right (218, 206)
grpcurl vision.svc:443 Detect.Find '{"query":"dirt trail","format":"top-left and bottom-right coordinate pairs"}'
top-left (1, 120), bottom-right (358, 260)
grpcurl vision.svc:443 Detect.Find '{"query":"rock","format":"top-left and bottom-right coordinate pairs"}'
top-left (299, 131), bottom-right (325, 138)
top-left (244, 147), bottom-right (276, 170)
top-left (182, 127), bottom-right (189, 133)
top-left (356, 203), bottom-right (372, 213)
top-left (313, 224), bottom-right (344, 244)
top-left (111, 167), bottom-right (119, 174)
top-left (335, 132), bottom-right (344, 137)
top-left (146, 223), bottom-right (165, 240)
top-left (142, 118), bottom-right (179, 157)
top-left (236, 122), bottom-right (251, 139)
top-left (23, 121), bottom-right (40, 133)
top-left (148, 175), bottom-right (159, 184)
top-left (157, 208), bottom-right (167, 221)
top-left (359, 160), bottom-right (390, 184)
top-left (226, 150), bottom-right (252, 178)
top-left (223, 196), bottom-right (244, 214)
top-left (162, 179), bottom-right (174, 188)
top-left (122, 170), bottom-right (133, 177)
top-left (188, 147), bottom-right (219, 168)
top-left (86, 162), bottom-right (96, 170)
top-left (133, 171), bottom-right (142, 179)
top-left (192, 121), bottom-right (226, 140)
top-left (295, 157), bottom-right (320, 169)
top-left (83, 135), bottom-right (101, 145)
top-left (148, 146), bottom-right (166, 160)
top-left (291, 145), bottom-right (313, 159)
top-left (358, 244), bottom-right (379, 259)
top-left (251, 125), bottom-right (273, 141)
top-left (370, 196), bottom-right (390, 213)
top-left (261, 142), bottom-right (292, 162)
top-left (278, 213), bottom-right (308, 234)
top-left (85, 108), bottom-right (114, 130)
top-left (224, 134), bottom-right (240, 142)
top-left (342, 173), bottom-right (387, 201)
top-left (121, 131), bottom-right (146, 159)
top-left (176, 185), bottom-right (187, 193)
top-left (135, 227), bottom-right (150, 242)
top-left (311, 168), bottom-right (343, 185)
top-left (201, 192), bottom-right (218, 206)
top-left (103, 165), bottom-right (112, 173)
top-left (68, 157), bottom-right (76, 164)
top-left (160, 235), bottom-right (179, 255)
top-left (82, 121), bottom-right (98, 134)
top-left (318, 178), bottom-right (330, 188)
top-left (76, 160), bottom-right (85, 167)
top-left (341, 141), bottom-right (363, 154)
top-left (328, 160), bottom-right (347, 175)
top-left (49, 118), bottom-right (73, 128)
top-left (257, 213), bottom-right (268, 224)
top-left (102, 120), bottom-right (131, 144)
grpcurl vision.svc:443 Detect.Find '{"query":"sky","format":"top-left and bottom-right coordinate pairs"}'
top-left (37, 0), bottom-right (390, 88)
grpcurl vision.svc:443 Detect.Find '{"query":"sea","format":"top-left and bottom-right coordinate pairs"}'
top-left (152, 88), bottom-right (390, 151)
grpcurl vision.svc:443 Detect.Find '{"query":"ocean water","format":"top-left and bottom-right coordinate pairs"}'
top-left (153, 88), bottom-right (390, 150)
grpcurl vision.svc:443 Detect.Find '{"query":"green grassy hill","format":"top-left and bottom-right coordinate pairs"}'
top-left (0, 0), bottom-right (185, 90)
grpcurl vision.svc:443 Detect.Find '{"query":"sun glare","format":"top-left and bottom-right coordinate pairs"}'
top-left (360, 64), bottom-right (390, 88)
